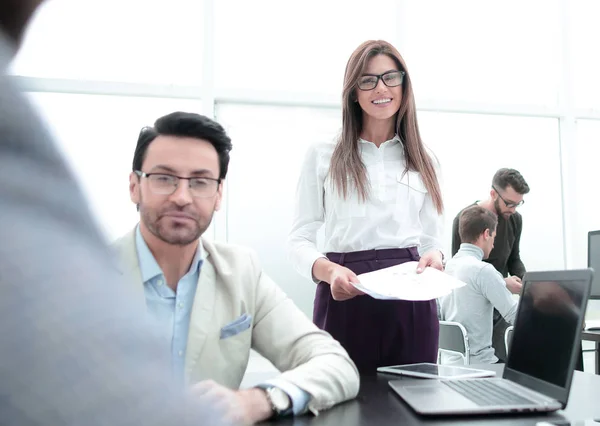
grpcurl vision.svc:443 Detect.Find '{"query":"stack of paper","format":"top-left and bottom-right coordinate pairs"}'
top-left (351, 261), bottom-right (466, 301)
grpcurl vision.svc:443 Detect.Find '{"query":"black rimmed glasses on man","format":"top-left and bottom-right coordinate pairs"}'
top-left (135, 171), bottom-right (220, 198)
top-left (492, 185), bottom-right (524, 208)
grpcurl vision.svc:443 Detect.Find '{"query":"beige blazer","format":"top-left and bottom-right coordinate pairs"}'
top-left (113, 228), bottom-right (359, 413)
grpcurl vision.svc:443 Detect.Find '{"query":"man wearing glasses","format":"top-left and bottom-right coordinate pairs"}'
top-left (451, 168), bottom-right (529, 362)
top-left (113, 112), bottom-right (359, 424)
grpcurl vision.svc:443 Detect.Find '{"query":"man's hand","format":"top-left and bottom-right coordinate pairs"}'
top-left (505, 276), bottom-right (523, 295)
top-left (190, 380), bottom-right (272, 425)
top-left (416, 250), bottom-right (444, 274)
top-left (328, 263), bottom-right (365, 301)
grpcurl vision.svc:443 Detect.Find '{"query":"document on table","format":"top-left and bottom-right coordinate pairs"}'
top-left (350, 261), bottom-right (466, 301)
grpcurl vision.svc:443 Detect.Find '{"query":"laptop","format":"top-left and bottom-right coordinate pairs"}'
top-left (388, 268), bottom-right (593, 415)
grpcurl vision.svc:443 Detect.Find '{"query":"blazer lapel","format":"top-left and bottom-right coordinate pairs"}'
top-left (114, 228), bottom-right (146, 307)
top-left (184, 245), bottom-right (217, 379)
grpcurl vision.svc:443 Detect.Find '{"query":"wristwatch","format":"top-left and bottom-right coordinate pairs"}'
top-left (256, 385), bottom-right (292, 417)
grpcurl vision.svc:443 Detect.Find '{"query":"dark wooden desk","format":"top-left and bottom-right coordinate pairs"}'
top-left (582, 330), bottom-right (600, 374)
top-left (263, 364), bottom-right (600, 425)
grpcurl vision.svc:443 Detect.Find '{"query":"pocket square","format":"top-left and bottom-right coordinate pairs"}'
top-left (220, 313), bottom-right (252, 339)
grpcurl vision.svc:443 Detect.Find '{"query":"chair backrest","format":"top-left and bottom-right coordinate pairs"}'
top-left (504, 325), bottom-right (514, 355)
top-left (438, 320), bottom-right (470, 365)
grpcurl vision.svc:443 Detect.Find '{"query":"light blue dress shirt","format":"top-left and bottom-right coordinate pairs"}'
top-left (135, 225), bottom-right (310, 414)
top-left (135, 225), bottom-right (202, 382)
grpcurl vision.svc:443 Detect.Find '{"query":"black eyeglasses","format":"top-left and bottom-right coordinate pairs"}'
top-left (492, 185), bottom-right (524, 208)
top-left (135, 171), bottom-right (221, 198)
top-left (357, 70), bottom-right (406, 91)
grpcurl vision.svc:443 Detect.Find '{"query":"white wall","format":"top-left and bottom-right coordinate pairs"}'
top-left (9, 0), bottom-right (600, 320)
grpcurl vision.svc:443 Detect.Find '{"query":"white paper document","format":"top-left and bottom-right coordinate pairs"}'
top-left (351, 261), bottom-right (466, 301)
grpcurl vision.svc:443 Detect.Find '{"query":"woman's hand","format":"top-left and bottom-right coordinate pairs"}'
top-left (313, 258), bottom-right (365, 301)
top-left (416, 250), bottom-right (444, 273)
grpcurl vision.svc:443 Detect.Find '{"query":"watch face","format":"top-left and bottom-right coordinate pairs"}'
top-left (269, 387), bottom-right (291, 411)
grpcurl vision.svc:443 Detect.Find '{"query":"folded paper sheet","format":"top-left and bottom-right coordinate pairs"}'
top-left (351, 261), bottom-right (466, 301)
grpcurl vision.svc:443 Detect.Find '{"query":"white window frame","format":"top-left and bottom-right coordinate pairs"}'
top-left (8, 0), bottom-right (600, 265)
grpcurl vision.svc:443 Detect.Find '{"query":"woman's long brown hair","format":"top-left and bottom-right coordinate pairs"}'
top-left (329, 40), bottom-right (444, 214)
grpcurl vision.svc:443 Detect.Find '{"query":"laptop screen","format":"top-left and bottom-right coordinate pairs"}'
top-left (506, 278), bottom-right (586, 389)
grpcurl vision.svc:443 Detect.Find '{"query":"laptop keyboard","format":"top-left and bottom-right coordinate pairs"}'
top-left (443, 379), bottom-right (537, 407)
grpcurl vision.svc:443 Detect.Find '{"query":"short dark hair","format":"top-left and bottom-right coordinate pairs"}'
top-left (492, 168), bottom-right (530, 195)
top-left (132, 112), bottom-right (233, 180)
top-left (459, 205), bottom-right (498, 244)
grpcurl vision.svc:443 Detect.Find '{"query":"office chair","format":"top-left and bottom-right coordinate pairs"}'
top-left (504, 325), bottom-right (514, 355)
top-left (438, 320), bottom-right (470, 365)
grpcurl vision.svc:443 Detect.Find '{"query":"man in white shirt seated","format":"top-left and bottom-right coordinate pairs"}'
top-left (113, 112), bottom-right (359, 424)
top-left (439, 205), bottom-right (520, 365)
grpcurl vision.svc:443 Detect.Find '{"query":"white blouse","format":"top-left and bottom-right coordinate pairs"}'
top-left (286, 135), bottom-right (445, 281)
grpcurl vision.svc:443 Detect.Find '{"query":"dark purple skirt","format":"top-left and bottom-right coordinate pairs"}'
top-left (313, 247), bottom-right (439, 373)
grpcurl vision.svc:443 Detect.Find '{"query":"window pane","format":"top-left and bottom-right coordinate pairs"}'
top-left (12, 0), bottom-right (203, 85)
top-left (573, 120), bottom-right (600, 319)
top-left (403, 0), bottom-right (560, 106)
top-left (216, 103), bottom-right (341, 316)
top-left (27, 93), bottom-right (203, 241)
top-left (571, 1), bottom-right (600, 109)
top-left (417, 112), bottom-right (563, 271)
top-left (572, 120), bottom-right (600, 265)
top-left (214, 0), bottom-right (398, 96)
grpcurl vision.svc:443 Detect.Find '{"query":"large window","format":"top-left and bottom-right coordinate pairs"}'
top-left (216, 103), bottom-right (340, 315)
top-left (28, 93), bottom-right (203, 241)
top-left (214, 0), bottom-right (398, 97)
top-left (417, 112), bottom-right (563, 271)
top-left (9, 0), bottom-right (600, 324)
top-left (571, 120), bottom-right (600, 266)
top-left (12, 0), bottom-right (204, 85)
top-left (572, 119), bottom-right (600, 321)
top-left (402, 0), bottom-right (561, 107)
top-left (571, 0), bottom-right (600, 110)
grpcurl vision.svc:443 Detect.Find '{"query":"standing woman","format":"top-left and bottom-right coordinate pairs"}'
top-left (287, 40), bottom-right (445, 372)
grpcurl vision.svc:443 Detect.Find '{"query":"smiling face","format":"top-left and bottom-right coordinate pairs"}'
top-left (356, 54), bottom-right (403, 124)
